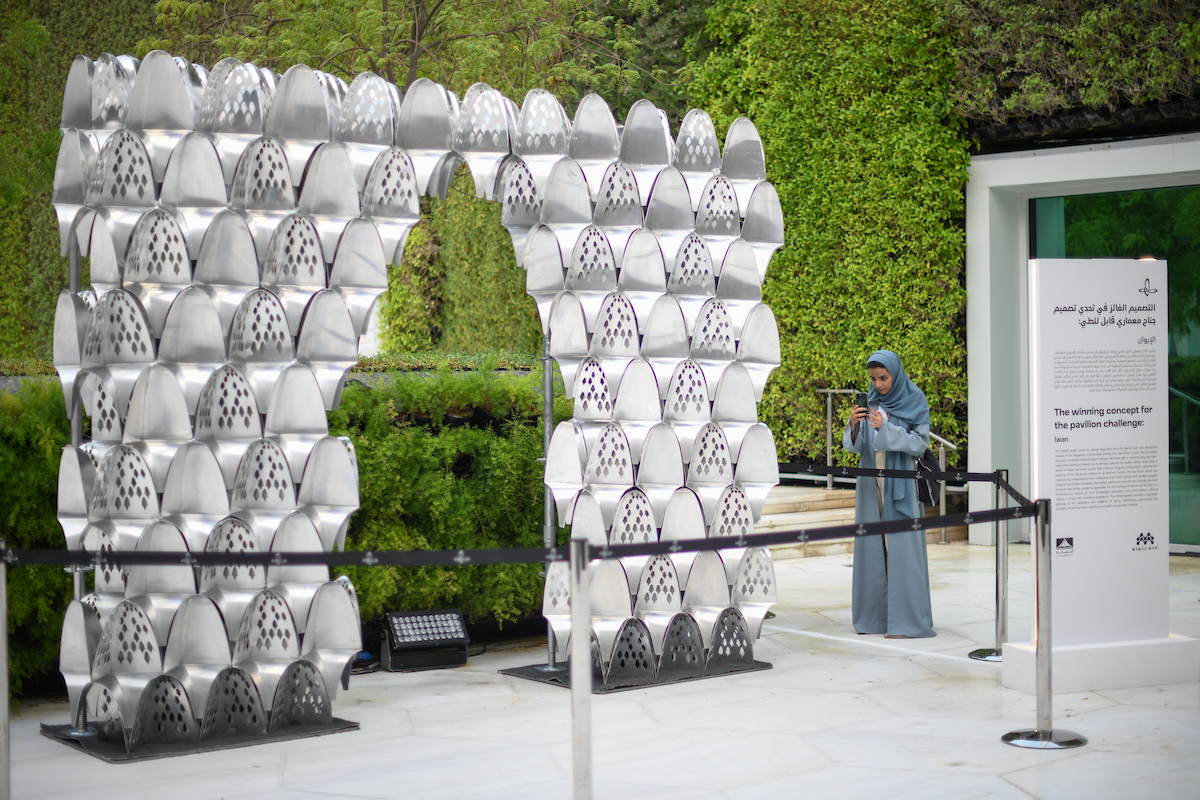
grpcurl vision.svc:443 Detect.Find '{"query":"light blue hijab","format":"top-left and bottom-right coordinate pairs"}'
top-left (866, 350), bottom-right (930, 501)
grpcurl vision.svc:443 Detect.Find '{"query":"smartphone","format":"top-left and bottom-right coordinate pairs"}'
top-left (855, 391), bottom-right (869, 409)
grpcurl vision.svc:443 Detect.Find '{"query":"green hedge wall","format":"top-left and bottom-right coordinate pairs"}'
top-left (691, 0), bottom-right (970, 463)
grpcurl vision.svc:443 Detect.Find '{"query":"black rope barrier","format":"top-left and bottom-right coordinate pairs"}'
top-left (997, 476), bottom-right (1033, 508)
top-left (783, 462), bottom-right (992, 484)
top-left (2, 505), bottom-right (1039, 570)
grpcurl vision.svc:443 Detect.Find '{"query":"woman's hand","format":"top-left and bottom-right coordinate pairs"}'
top-left (867, 408), bottom-right (884, 429)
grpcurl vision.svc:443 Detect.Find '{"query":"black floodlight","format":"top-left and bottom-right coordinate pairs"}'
top-left (381, 608), bottom-right (470, 671)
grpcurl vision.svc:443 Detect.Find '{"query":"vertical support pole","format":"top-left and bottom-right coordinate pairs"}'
top-left (1003, 499), bottom-right (1086, 749)
top-left (970, 469), bottom-right (1007, 662)
top-left (825, 393), bottom-right (833, 490)
top-left (68, 237), bottom-right (82, 449)
top-left (938, 444), bottom-right (947, 544)
top-left (1, 538), bottom-right (10, 800)
top-left (1183, 398), bottom-right (1190, 474)
top-left (543, 335), bottom-right (559, 670)
top-left (568, 537), bottom-right (592, 799)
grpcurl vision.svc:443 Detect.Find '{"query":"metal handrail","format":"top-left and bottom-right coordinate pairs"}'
top-left (1169, 385), bottom-right (1197, 474)
top-left (1170, 385), bottom-right (1200, 406)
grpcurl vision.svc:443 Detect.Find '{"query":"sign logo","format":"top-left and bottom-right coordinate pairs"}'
top-left (1139, 278), bottom-right (1158, 297)
top-left (1056, 537), bottom-right (1074, 556)
top-left (1132, 532), bottom-right (1159, 552)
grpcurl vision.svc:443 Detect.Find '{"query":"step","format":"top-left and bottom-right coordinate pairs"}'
top-left (760, 485), bottom-right (857, 515)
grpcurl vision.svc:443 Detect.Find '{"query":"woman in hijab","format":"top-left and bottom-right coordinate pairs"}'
top-left (842, 349), bottom-right (935, 638)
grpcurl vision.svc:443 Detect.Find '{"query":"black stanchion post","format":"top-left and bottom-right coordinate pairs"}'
top-left (568, 537), bottom-right (592, 798)
top-left (1, 539), bottom-right (9, 800)
top-left (1002, 499), bottom-right (1086, 749)
top-left (970, 469), bottom-right (1008, 662)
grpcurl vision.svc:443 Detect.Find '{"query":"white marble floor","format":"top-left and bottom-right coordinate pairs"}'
top-left (9, 543), bottom-right (1200, 799)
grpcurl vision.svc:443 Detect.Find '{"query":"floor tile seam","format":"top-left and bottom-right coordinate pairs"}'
top-left (763, 623), bottom-right (999, 664)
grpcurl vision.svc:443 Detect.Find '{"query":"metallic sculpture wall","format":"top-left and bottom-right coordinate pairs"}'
top-left (52, 47), bottom-right (786, 732)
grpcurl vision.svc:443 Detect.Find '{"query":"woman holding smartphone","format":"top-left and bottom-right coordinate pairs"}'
top-left (842, 349), bottom-right (935, 638)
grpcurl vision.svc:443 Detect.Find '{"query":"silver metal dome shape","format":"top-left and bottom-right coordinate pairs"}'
top-left (659, 487), bottom-right (706, 586)
top-left (60, 600), bottom-right (103, 728)
top-left (735, 303), bottom-right (781, 402)
top-left (192, 211), bottom-right (260, 341)
top-left (706, 607), bottom-right (753, 667)
top-left (643, 167), bottom-right (694, 273)
top-left (454, 83), bottom-right (513, 200)
top-left (603, 616), bottom-right (656, 682)
top-left (568, 93), bottom-right (620, 201)
top-left (53, 290), bottom-right (92, 416)
top-left (542, 560), bottom-right (571, 661)
top-left (635, 424), bottom-right (684, 527)
top-left (591, 161), bottom-right (643, 268)
top-left (612, 358), bottom-right (661, 464)
top-left (615, 229), bottom-right (665, 335)
top-left (228, 288), bottom-right (295, 410)
top-left (267, 512), bottom-right (330, 634)
top-left (328, 216), bottom-right (388, 338)
top-left (632, 554), bottom-right (681, 654)
top-left (262, 213), bottom-right (327, 335)
top-left (587, 292), bottom-right (639, 393)
top-left (161, 441), bottom-right (230, 551)
top-left (126, 50), bottom-right (203, 182)
top-left (127, 674), bottom-right (201, 750)
top-left (264, 363), bottom-right (330, 482)
top-left (163, 595), bottom-right (232, 722)
top-left (77, 371), bottom-right (123, 448)
top-left (91, 599), bottom-right (164, 732)
top-left (715, 239), bottom-right (762, 339)
top-left (297, 290), bottom-right (358, 410)
top-left (681, 551), bottom-right (732, 650)
top-left (582, 423), bottom-right (635, 531)
top-left (194, 365), bottom-right (264, 489)
top-left (333, 574), bottom-right (360, 621)
top-left (86, 129), bottom-right (156, 257)
top-left (70, 211), bottom-right (120, 297)
top-left (360, 147), bottom-right (420, 266)
top-left (297, 143), bottom-right (361, 262)
top-left (125, 520), bottom-right (196, 644)
top-left (663, 360), bottom-right (711, 462)
top-left (498, 156), bottom-right (541, 266)
top-left (123, 365), bottom-right (192, 491)
top-left (82, 681), bottom-right (127, 745)
top-left (721, 117), bottom-right (767, 217)
top-left (298, 436), bottom-right (360, 552)
top-left (568, 487), bottom-right (609, 549)
top-left (523, 226), bottom-right (564, 334)
top-left (264, 64), bottom-right (334, 188)
top-left (158, 287), bottom-right (226, 414)
top-left (540, 158), bottom-right (593, 259)
top-left (231, 439), bottom-right (298, 550)
top-left (299, 582), bottom-right (362, 700)
top-left (60, 55), bottom-right (95, 131)
top-left (695, 175), bottom-right (741, 268)
top-left (57, 446), bottom-right (97, 550)
top-left (89, 53), bottom-right (137, 140)
top-left (690, 298), bottom-right (736, 396)
top-left (52, 129), bottom-right (96, 255)
top-left (201, 517), bottom-right (267, 643)
top-left (79, 523), bottom-right (126, 619)
top-left (90, 443), bottom-right (159, 528)
top-left (197, 59), bottom-right (274, 186)
top-left (159, 133), bottom-right (227, 257)
top-left (566, 227), bottom-right (618, 333)
top-left (316, 70), bottom-right (348, 124)
top-left (572, 358), bottom-right (614, 452)
top-left (731, 547), bottom-right (776, 640)
top-left (672, 109), bottom-right (721, 211)
top-left (80, 289), bottom-right (155, 419)
top-left (656, 612), bottom-right (705, 675)
top-left (395, 78), bottom-right (457, 196)
top-left (641, 295), bottom-right (689, 398)
top-left (334, 73), bottom-right (399, 191)
top-left (268, 659), bottom-right (332, 732)
top-left (514, 88), bottom-right (570, 197)
top-left (233, 589), bottom-right (301, 712)
top-left (545, 420), bottom-right (587, 524)
top-left (609, 487), bottom-right (656, 598)
top-left (709, 484), bottom-right (753, 585)
top-left (741, 181), bottom-right (785, 281)
top-left (547, 291), bottom-right (589, 397)
top-left (587, 558), bottom-right (633, 667)
top-left (199, 666), bottom-right (267, 740)
top-left (687, 422), bottom-right (735, 525)
top-left (123, 208), bottom-right (192, 337)
top-left (667, 232), bottom-right (716, 337)
top-left (734, 423), bottom-right (779, 522)
top-left (711, 362), bottom-right (759, 460)
top-left (619, 99), bottom-right (673, 203)
top-left (229, 136), bottom-right (297, 262)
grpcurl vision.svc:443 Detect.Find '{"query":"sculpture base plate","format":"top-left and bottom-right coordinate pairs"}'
top-left (1002, 728), bottom-right (1088, 750)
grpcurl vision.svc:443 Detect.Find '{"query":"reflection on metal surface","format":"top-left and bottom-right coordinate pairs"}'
top-left (721, 117), bottom-right (767, 217)
top-left (335, 72), bottom-right (399, 191)
top-left (741, 181), bottom-right (785, 281)
top-left (263, 213), bottom-right (328, 334)
top-left (635, 425), bottom-right (685, 528)
top-left (192, 210), bottom-right (259, 340)
top-left (298, 436), bottom-right (360, 552)
top-left (202, 517), bottom-right (268, 643)
top-left (362, 147), bottom-right (420, 266)
top-left (396, 78), bottom-right (457, 197)
top-left (300, 582), bottom-right (362, 700)
top-left (52, 130), bottom-right (96, 255)
top-left (619, 100), bottom-right (673, 203)
top-left (123, 365), bottom-right (192, 491)
top-left (265, 64), bottom-right (334, 188)
top-left (709, 484), bottom-right (752, 584)
top-left (695, 175), bottom-right (741, 268)
top-left (681, 551), bottom-right (731, 650)
top-left (673, 109), bottom-right (721, 211)
top-left (455, 83), bottom-right (514, 200)
top-left (229, 136), bottom-right (297, 262)
top-left (267, 512), bottom-right (330, 634)
top-left (541, 158), bottom-right (594, 259)
top-left (499, 157), bottom-right (542, 266)
top-left (126, 50), bottom-right (203, 181)
top-left (197, 59), bottom-right (274, 186)
top-left (515, 88), bottom-right (569, 197)
top-left (159, 132), bottom-right (227, 256)
top-left (158, 287), bottom-right (226, 414)
top-left (568, 94), bottom-right (620, 201)
top-left (297, 143), bottom-right (360, 262)
top-left (643, 168), bottom-right (694, 272)
top-left (60, 600), bottom-right (102, 726)
top-left (731, 547), bottom-right (777, 641)
top-left (592, 161), bottom-right (643, 267)
top-left (57, 446), bottom-right (97, 550)
top-left (53, 290), bottom-right (92, 416)
top-left (735, 304), bottom-right (781, 402)
top-left (161, 441), bottom-right (230, 551)
top-left (263, 363), bottom-right (330, 482)
top-left (162, 595), bottom-right (231, 723)
top-left (194, 365), bottom-right (263, 488)
top-left (297, 290), bottom-right (358, 409)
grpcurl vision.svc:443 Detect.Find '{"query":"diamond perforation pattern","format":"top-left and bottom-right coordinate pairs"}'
top-left (195, 366), bottom-right (260, 438)
top-left (229, 291), bottom-right (292, 361)
top-left (613, 490), bottom-right (655, 546)
top-left (126, 210), bottom-right (190, 282)
top-left (692, 427), bottom-right (731, 482)
top-left (265, 216), bottom-right (324, 282)
top-left (666, 362), bottom-right (708, 419)
top-left (363, 150), bottom-right (419, 217)
top-left (714, 486), bottom-right (753, 538)
top-left (90, 130), bottom-right (153, 203)
top-left (584, 426), bottom-right (632, 484)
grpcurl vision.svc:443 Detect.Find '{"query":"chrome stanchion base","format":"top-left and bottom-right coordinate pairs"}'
top-left (1002, 728), bottom-right (1087, 749)
top-left (59, 726), bottom-right (98, 739)
top-left (968, 648), bottom-right (1002, 662)
top-left (534, 664), bottom-right (567, 673)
